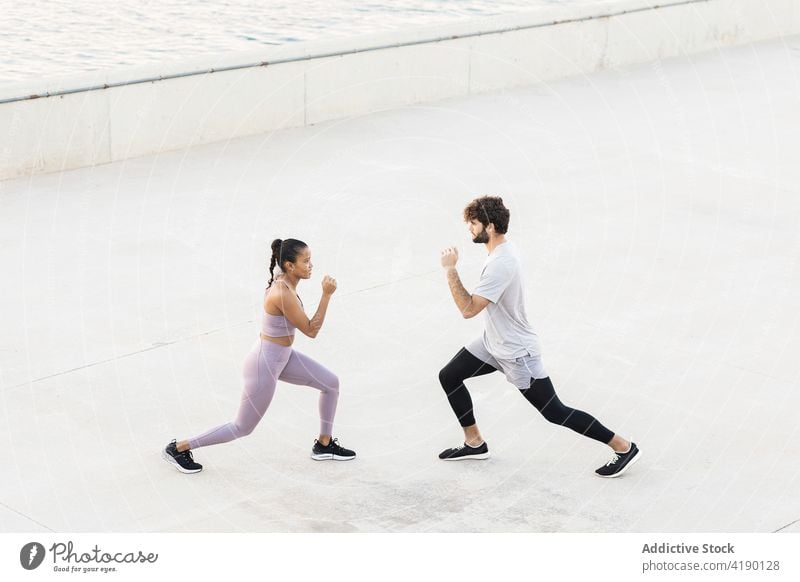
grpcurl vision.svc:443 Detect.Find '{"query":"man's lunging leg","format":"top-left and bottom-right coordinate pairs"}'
top-left (520, 376), bottom-right (614, 443)
top-left (438, 348), bottom-right (496, 460)
top-left (520, 376), bottom-right (641, 477)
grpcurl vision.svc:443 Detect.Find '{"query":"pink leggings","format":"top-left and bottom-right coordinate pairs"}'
top-left (187, 339), bottom-right (339, 450)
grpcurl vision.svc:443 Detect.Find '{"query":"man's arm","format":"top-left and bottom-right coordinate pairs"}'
top-left (441, 247), bottom-right (491, 319)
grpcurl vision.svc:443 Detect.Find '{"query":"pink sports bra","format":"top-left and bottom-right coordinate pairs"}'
top-left (260, 280), bottom-right (303, 337)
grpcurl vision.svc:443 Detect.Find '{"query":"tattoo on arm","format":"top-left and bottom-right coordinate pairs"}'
top-left (446, 267), bottom-right (473, 315)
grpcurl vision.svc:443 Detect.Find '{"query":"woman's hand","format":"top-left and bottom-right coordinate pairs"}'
top-left (322, 275), bottom-right (337, 296)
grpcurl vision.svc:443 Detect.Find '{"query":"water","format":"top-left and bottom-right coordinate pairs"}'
top-left (0, 0), bottom-right (590, 84)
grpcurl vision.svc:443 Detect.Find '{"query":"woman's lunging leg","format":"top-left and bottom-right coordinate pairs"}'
top-left (187, 343), bottom-right (284, 449)
top-left (278, 350), bottom-right (339, 436)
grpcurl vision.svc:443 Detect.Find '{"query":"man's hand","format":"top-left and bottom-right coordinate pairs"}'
top-left (440, 247), bottom-right (459, 269)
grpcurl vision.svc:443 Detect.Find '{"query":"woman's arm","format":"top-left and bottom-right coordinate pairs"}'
top-left (275, 276), bottom-right (337, 338)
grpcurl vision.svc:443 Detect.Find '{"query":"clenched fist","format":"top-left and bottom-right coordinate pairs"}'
top-left (321, 275), bottom-right (337, 295)
top-left (440, 247), bottom-right (459, 269)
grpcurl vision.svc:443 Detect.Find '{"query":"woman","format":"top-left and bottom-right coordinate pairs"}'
top-left (162, 238), bottom-right (356, 473)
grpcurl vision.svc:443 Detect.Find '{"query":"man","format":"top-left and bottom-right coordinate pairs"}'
top-left (438, 195), bottom-right (640, 477)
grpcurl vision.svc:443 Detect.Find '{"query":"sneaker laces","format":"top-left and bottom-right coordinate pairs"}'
top-left (329, 438), bottom-right (345, 453)
top-left (456, 441), bottom-right (483, 451)
top-left (604, 452), bottom-right (620, 467)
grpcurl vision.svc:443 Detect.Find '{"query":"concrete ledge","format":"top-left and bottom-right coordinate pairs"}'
top-left (1, 0), bottom-right (798, 181)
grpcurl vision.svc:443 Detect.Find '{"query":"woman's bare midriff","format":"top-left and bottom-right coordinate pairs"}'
top-left (260, 332), bottom-right (294, 346)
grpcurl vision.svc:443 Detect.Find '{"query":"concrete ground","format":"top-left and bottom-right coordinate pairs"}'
top-left (1, 35), bottom-right (799, 533)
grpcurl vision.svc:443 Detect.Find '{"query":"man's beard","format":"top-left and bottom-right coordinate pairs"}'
top-left (472, 229), bottom-right (489, 244)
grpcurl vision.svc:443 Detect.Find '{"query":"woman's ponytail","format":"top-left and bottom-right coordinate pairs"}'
top-left (267, 238), bottom-right (282, 287)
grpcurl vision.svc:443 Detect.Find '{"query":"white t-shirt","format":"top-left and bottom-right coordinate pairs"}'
top-left (472, 240), bottom-right (542, 360)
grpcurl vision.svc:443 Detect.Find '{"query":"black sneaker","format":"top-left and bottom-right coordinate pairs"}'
top-left (439, 441), bottom-right (490, 461)
top-left (311, 438), bottom-right (356, 461)
top-left (162, 440), bottom-right (203, 474)
top-left (595, 442), bottom-right (640, 478)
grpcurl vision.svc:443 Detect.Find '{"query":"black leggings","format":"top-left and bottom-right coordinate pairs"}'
top-left (438, 347), bottom-right (615, 444)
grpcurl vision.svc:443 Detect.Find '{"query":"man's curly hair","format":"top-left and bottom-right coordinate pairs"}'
top-left (463, 196), bottom-right (510, 234)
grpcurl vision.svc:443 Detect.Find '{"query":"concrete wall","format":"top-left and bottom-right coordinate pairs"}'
top-left (1, 0), bottom-right (798, 181)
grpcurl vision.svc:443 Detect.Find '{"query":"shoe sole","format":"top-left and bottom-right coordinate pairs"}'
top-left (596, 449), bottom-right (641, 478)
top-left (440, 452), bottom-right (491, 461)
top-left (310, 453), bottom-right (356, 461)
top-left (161, 449), bottom-right (203, 474)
